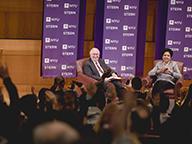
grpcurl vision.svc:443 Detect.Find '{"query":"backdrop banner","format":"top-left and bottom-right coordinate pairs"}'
top-left (41, 0), bottom-right (83, 78)
top-left (95, 0), bottom-right (146, 78)
top-left (165, 0), bottom-right (192, 79)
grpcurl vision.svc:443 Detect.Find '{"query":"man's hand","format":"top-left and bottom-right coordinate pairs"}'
top-left (104, 73), bottom-right (121, 82)
top-left (111, 73), bottom-right (118, 78)
top-left (0, 64), bottom-right (9, 79)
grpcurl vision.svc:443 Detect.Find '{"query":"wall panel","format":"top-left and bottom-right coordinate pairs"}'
top-left (146, 0), bottom-right (156, 42)
top-left (0, 40), bottom-right (51, 101)
top-left (0, 0), bottom-right (43, 39)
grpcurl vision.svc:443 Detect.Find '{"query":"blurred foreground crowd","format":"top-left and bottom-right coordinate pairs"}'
top-left (0, 64), bottom-right (192, 144)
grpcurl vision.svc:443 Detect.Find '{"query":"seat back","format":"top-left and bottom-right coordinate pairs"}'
top-left (76, 58), bottom-right (89, 73)
top-left (76, 58), bottom-right (97, 87)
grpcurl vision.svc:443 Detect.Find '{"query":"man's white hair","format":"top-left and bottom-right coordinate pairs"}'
top-left (89, 47), bottom-right (100, 56)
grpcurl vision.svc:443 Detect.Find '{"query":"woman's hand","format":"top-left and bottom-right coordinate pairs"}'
top-left (164, 68), bottom-right (173, 75)
top-left (157, 67), bottom-right (168, 74)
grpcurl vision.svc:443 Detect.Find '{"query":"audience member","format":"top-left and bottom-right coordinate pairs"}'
top-left (0, 64), bottom-right (20, 144)
top-left (131, 76), bottom-right (147, 100)
top-left (1, 60), bottom-right (192, 144)
top-left (33, 120), bottom-right (80, 144)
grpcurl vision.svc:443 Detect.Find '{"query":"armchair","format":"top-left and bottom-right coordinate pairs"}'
top-left (143, 60), bottom-right (184, 99)
top-left (76, 58), bottom-right (97, 87)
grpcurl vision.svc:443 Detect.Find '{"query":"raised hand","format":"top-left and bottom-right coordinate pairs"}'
top-left (0, 63), bottom-right (9, 79)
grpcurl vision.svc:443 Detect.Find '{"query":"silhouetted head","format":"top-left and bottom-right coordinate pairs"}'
top-left (54, 76), bottom-right (65, 88)
top-left (63, 90), bottom-right (77, 110)
top-left (19, 94), bottom-right (38, 115)
top-left (33, 121), bottom-right (80, 144)
top-left (86, 83), bottom-right (97, 97)
top-left (131, 76), bottom-right (142, 91)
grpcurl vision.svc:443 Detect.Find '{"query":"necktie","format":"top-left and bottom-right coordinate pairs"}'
top-left (95, 61), bottom-right (104, 74)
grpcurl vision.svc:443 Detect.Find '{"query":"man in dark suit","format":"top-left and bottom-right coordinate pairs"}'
top-left (83, 47), bottom-right (124, 99)
top-left (83, 48), bottom-right (111, 80)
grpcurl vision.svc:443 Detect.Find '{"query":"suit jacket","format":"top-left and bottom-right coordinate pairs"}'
top-left (83, 58), bottom-right (113, 80)
top-left (148, 60), bottom-right (182, 85)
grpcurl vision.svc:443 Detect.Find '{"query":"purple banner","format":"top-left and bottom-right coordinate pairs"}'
top-left (41, 0), bottom-right (80, 78)
top-left (165, 0), bottom-right (192, 79)
top-left (102, 0), bottom-right (140, 78)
